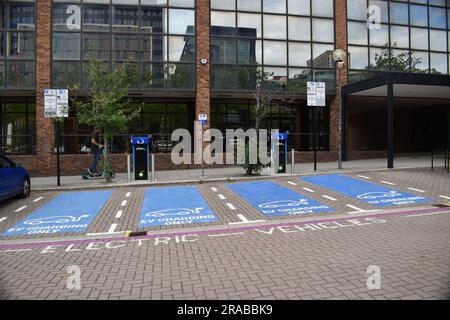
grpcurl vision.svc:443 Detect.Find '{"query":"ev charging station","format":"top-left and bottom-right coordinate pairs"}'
top-left (271, 133), bottom-right (288, 174)
top-left (131, 136), bottom-right (151, 180)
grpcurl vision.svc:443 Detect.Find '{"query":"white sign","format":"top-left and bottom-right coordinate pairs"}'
top-left (44, 89), bottom-right (69, 118)
top-left (316, 82), bottom-right (326, 107)
top-left (44, 89), bottom-right (57, 118)
top-left (307, 82), bottom-right (326, 107)
top-left (56, 89), bottom-right (69, 117)
top-left (198, 113), bottom-right (208, 125)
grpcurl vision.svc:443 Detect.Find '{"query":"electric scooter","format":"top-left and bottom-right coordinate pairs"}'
top-left (81, 149), bottom-right (116, 180)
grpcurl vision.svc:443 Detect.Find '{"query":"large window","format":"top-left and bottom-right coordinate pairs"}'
top-left (347, 0), bottom-right (450, 83)
top-left (0, 1), bottom-right (36, 89)
top-left (210, 0), bottom-right (336, 92)
top-left (0, 97), bottom-right (36, 154)
top-left (52, 0), bottom-right (195, 90)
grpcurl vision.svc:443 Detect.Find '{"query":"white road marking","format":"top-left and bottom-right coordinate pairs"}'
top-left (14, 206), bottom-right (27, 213)
top-left (358, 175), bottom-right (371, 179)
top-left (226, 203), bottom-right (236, 210)
top-left (380, 181), bottom-right (396, 186)
top-left (218, 194), bottom-right (226, 200)
top-left (302, 187), bottom-right (315, 193)
top-left (346, 204), bottom-right (367, 212)
top-left (115, 210), bottom-right (123, 219)
top-left (32, 197), bottom-right (43, 203)
top-left (86, 231), bottom-right (124, 236)
top-left (125, 192), bottom-right (131, 198)
top-left (229, 214), bottom-right (266, 225)
top-left (208, 232), bottom-right (245, 238)
top-left (323, 195), bottom-right (337, 201)
top-left (0, 217), bottom-right (7, 224)
top-left (439, 195), bottom-right (450, 200)
top-left (211, 187), bottom-right (218, 192)
top-left (408, 187), bottom-right (426, 193)
top-left (121, 200), bottom-right (128, 207)
top-left (404, 211), bottom-right (450, 218)
top-left (5, 249), bottom-right (32, 252)
top-left (287, 181), bottom-right (297, 186)
top-left (108, 223), bottom-right (117, 233)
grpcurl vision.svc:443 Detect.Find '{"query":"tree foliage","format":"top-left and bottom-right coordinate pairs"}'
top-left (74, 57), bottom-right (141, 182)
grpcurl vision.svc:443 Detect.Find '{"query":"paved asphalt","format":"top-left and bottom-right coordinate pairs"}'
top-left (0, 168), bottom-right (449, 300)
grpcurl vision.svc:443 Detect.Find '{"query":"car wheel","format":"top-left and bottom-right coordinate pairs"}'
top-left (19, 177), bottom-right (31, 198)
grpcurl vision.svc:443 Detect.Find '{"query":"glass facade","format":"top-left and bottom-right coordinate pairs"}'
top-left (0, 97), bottom-right (36, 154)
top-left (347, 0), bottom-right (450, 83)
top-left (52, 0), bottom-right (196, 90)
top-left (0, 1), bottom-right (36, 89)
top-left (210, 0), bottom-right (336, 93)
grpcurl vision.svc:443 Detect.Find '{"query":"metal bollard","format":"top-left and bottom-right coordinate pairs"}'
top-left (151, 154), bottom-right (155, 181)
top-left (127, 154), bottom-right (131, 182)
top-left (291, 149), bottom-right (295, 174)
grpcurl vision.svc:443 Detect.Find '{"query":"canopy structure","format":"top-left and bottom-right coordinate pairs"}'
top-left (341, 72), bottom-right (450, 168)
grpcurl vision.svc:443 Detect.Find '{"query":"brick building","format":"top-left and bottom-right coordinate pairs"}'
top-left (0, 0), bottom-right (449, 176)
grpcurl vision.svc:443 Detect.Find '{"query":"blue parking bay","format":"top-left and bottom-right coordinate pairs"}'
top-left (301, 174), bottom-right (432, 207)
top-left (2, 190), bottom-right (112, 236)
top-left (228, 181), bottom-right (334, 216)
top-left (139, 186), bottom-right (218, 228)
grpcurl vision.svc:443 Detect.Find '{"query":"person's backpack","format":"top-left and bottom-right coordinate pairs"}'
top-left (81, 134), bottom-right (92, 153)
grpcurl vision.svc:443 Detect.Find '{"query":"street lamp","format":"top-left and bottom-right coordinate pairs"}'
top-left (332, 48), bottom-right (347, 170)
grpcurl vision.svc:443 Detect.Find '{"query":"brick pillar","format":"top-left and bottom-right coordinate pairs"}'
top-left (329, 0), bottom-right (348, 154)
top-left (195, 0), bottom-right (210, 131)
top-left (35, 0), bottom-right (54, 175)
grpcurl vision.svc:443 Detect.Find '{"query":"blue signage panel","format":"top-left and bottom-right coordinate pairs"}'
top-left (131, 137), bottom-right (150, 145)
top-left (228, 181), bottom-right (334, 216)
top-left (139, 186), bottom-right (218, 228)
top-left (2, 190), bottom-right (112, 236)
top-left (301, 174), bottom-right (432, 207)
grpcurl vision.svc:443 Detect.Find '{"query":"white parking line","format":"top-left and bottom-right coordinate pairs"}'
top-left (0, 217), bottom-right (7, 224)
top-left (302, 187), bottom-right (315, 193)
top-left (403, 211), bottom-right (450, 218)
top-left (208, 232), bottom-right (245, 238)
top-left (346, 204), bottom-right (379, 214)
top-left (14, 206), bottom-right (27, 213)
top-left (107, 223), bottom-right (117, 233)
top-left (121, 200), bottom-right (128, 207)
top-left (287, 181), bottom-right (297, 186)
top-left (125, 192), bottom-right (131, 198)
top-left (323, 195), bottom-right (337, 201)
top-left (408, 187), bottom-right (426, 193)
top-left (358, 175), bottom-right (371, 179)
top-left (211, 187), bottom-right (218, 192)
top-left (5, 249), bottom-right (32, 252)
top-left (226, 203), bottom-right (236, 210)
top-left (218, 194), bottom-right (226, 200)
top-left (229, 214), bottom-right (266, 225)
top-left (380, 181), bottom-right (396, 186)
top-left (115, 210), bottom-right (123, 219)
top-left (439, 195), bottom-right (450, 200)
top-left (32, 197), bottom-right (43, 203)
top-left (346, 204), bottom-right (367, 212)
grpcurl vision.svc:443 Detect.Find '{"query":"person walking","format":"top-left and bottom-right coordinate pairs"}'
top-left (88, 127), bottom-right (104, 175)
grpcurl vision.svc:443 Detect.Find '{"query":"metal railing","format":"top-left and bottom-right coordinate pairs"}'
top-left (0, 134), bottom-right (36, 155)
top-left (431, 149), bottom-right (449, 173)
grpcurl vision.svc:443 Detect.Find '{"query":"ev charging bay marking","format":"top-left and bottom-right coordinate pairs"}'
top-left (228, 181), bottom-right (335, 217)
top-left (139, 186), bottom-right (218, 228)
top-left (301, 174), bottom-right (432, 207)
top-left (1, 190), bottom-right (112, 236)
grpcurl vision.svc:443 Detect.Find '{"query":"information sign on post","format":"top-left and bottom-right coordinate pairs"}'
top-left (44, 88), bottom-right (69, 187)
top-left (198, 113), bottom-right (208, 125)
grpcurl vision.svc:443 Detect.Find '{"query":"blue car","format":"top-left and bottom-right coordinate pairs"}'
top-left (0, 154), bottom-right (31, 201)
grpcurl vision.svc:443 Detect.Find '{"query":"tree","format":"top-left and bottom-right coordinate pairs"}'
top-left (74, 57), bottom-right (141, 182)
top-left (237, 69), bottom-right (293, 175)
top-left (370, 42), bottom-right (439, 73)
